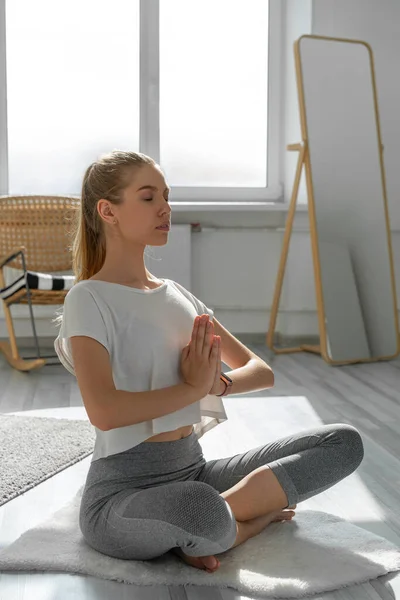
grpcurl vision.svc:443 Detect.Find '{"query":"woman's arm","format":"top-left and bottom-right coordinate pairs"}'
top-left (212, 317), bottom-right (274, 394)
top-left (70, 335), bottom-right (205, 430)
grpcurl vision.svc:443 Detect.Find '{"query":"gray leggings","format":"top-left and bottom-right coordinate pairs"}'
top-left (79, 423), bottom-right (364, 560)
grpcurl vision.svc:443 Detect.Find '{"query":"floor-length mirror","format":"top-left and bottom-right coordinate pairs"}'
top-left (295, 35), bottom-right (399, 363)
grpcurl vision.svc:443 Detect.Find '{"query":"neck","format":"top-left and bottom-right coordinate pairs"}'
top-left (96, 237), bottom-right (157, 284)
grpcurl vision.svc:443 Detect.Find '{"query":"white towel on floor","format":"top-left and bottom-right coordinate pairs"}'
top-left (0, 487), bottom-right (400, 598)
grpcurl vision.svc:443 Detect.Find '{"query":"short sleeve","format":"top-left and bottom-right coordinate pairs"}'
top-left (170, 280), bottom-right (214, 321)
top-left (54, 284), bottom-right (110, 376)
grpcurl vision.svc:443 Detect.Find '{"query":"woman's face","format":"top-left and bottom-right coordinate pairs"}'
top-left (114, 164), bottom-right (172, 246)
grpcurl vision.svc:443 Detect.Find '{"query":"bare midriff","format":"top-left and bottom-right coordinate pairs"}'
top-left (144, 424), bottom-right (194, 442)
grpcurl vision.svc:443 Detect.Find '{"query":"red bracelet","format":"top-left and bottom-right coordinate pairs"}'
top-left (216, 379), bottom-right (228, 397)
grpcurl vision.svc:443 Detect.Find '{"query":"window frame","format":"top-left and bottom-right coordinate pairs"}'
top-left (0, 0), bottom-right (283, 201)
top-left (0, 0), bottom-right (8, 195)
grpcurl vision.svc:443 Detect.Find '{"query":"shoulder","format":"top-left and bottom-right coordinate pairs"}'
top-left (64, 280), bottom-right (101, 308)
top-left (65, 280), bottom-right (88, 298)
top-left (167, 280), bottom-right (204, 307)
top-left (167, 279), bottom-right (186, 293)
top-left (167, 279), bottom-right (193, 300)
top-left (60, 281), bottom-right (109, 333)
top-left (168, 280), bottom-right (198, 299)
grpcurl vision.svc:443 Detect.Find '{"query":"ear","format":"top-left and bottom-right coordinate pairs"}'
top-left (97, 199), bottom-right (115, 225)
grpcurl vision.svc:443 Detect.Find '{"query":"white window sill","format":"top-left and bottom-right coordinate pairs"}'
top-left (169, 201), bottom-right (309, 228)
top-left (170, 201), bottom-right (308, 212)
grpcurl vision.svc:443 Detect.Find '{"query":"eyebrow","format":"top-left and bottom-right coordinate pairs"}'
top-left (137, 185), bottom-right (170, 193)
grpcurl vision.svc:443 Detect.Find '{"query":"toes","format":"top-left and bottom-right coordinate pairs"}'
top-left (272, 510), bottom-right (295, 522)
top-left (201, 556), bottom-right (220, 570)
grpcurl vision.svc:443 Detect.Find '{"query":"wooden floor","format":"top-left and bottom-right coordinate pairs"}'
top-left (1, 341), bottom-right (400, 600)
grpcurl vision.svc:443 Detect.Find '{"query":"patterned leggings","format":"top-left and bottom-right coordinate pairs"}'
top-left (79, 423), bottom-right (364, 560)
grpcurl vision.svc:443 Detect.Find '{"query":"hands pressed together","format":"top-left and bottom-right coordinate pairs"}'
top-left (180, 314), bottom-right (222, 396)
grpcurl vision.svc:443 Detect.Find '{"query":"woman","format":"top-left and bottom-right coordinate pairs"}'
top-left (54, 150), bottom-right (364, 574)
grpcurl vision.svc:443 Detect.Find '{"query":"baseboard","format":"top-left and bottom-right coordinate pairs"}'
top-left (0, 333), bottom-right (319, 350)
top-left (215, 332), bottom-right (320, 347)
top-left (0, 336), bottom-right (57, 349)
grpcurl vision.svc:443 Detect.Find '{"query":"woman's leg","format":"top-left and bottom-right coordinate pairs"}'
top-left (196, 423), bottom-right (364, 520)
top-left (79, 479), bottom-right (237, 561)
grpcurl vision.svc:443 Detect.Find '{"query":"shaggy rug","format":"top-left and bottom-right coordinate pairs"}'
top-left (0, 414), bottom-right (95, 506)
top-left (0, 484), bottom-right (399, 598)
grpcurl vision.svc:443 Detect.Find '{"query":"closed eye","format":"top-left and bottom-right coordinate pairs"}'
top-left (144, 196), bottom-right (169, 202)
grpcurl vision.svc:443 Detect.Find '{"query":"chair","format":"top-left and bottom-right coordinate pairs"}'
top-left (0, 195), bottom-right (80, 371)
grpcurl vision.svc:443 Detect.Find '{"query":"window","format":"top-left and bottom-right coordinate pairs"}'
top-left (1, 0), bottom-right (282, 200)
top-left (5, 0), bottom-right (140, 195)
top-left (160, 0), bottom-right (268, 188)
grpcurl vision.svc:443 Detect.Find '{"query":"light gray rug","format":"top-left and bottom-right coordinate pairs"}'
top-left (0, 484), bottom-right (399, 599)
top-left (0, 414), bottom-right (95, 506)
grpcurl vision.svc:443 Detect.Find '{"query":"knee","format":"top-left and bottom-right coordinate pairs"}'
top-left (334, 424), bottom-right (364, 470)
top-left (178, 482), bottom-right (236, 541)
top-left (165, 482), bottom-right (236, 555)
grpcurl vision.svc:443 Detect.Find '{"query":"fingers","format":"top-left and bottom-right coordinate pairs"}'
top-left (192, 315), bottom-right (221, 363)
top-left (204, 319), bottom-right (214, 353)
top-left (194, 315), bottom-right (213, 356)
top-left (194, 316), bottom-right (203, 355)
top-left (191, 316), bottom-right (199, 346)
top-left (212, 336), bottom-right (220, 358)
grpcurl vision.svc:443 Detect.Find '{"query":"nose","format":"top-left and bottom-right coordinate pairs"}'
top-left (163, 204), bottom-right (172, 217)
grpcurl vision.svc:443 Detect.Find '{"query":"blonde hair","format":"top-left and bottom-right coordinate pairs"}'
top-left (53, 150), bottom-right (156, 328)
top-left (73, 150), bottom-right (156, 282)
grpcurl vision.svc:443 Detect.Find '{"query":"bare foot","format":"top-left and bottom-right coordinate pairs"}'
top-left (245, 506), bottom-right (296, 532)
top-left (172, 506), bottom-right (296, 572)
top-left (271, 505), bottom-right (296, 523)
top-left (171, 547), bottom-right (221, 573)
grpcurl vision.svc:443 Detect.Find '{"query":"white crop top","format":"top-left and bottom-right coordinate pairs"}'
top-left (54, 278), bottom-right (227, 461)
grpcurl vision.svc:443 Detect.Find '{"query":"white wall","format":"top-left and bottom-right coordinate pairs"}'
top-left (273, 0), bottom-right (400, 337)
top-left (193, 0), bottom-right (400, 340)
top-left (1, 0), bottom-right (399, 345)
top-left (312, 0), bottom-right (400, 229)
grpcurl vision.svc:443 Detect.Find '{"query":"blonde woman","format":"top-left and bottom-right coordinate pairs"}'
top-left (54, 151), bottom-right (364, 574)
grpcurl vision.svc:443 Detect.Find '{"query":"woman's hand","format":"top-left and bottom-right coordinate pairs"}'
top-left (208, 321), bottom-right (222, 395)
top-left (180, 314), bottom-right (220, 395)
top-left (189, 315), bottom-right (222, 395)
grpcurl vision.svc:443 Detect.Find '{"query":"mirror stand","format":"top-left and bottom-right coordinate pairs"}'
top-left (266, 141), bottom-right (328, 359)
top-left (266, 138), bottom-right (399, 366)
top-left (267, 34), bottom-right (400, 366)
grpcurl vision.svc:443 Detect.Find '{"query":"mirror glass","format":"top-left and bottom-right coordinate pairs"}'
top-left (298, 36), bottom-right (398, 362)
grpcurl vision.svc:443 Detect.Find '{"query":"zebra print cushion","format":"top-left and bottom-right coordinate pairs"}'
top-left (0, 271), bottom-right (75, 301)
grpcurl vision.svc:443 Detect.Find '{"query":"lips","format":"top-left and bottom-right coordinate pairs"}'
top-left (156, 223), bottom-right (170, 230)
